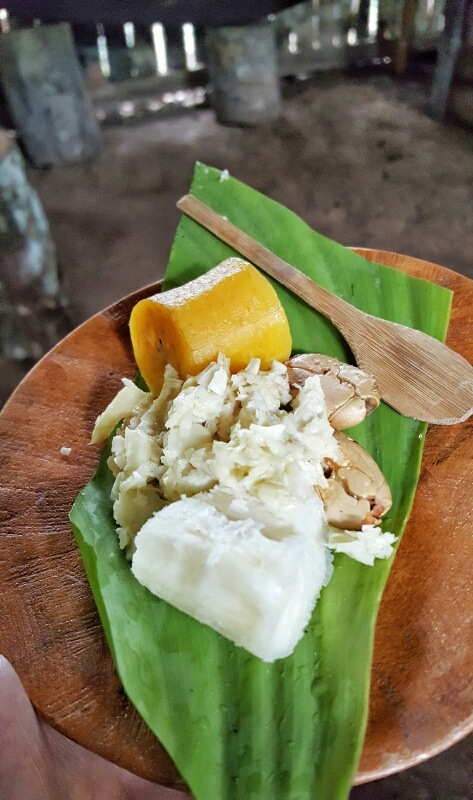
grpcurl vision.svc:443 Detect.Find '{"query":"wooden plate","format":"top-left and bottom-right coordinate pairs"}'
top-left (0, 250), bottom-right (471, 790)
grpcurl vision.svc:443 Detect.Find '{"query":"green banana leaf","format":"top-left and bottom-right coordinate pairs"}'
top-left (70, 163), bottom-right (452, 800)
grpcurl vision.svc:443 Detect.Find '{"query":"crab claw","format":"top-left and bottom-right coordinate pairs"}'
top-left (286, 353), bottom-right (380, 430)
top-left (319, 431), bottom-right (392, 530)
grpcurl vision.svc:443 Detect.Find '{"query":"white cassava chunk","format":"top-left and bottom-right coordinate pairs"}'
top-left (132, 490), bottom-right (332, 662)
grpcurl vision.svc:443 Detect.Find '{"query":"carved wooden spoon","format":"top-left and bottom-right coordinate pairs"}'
top-left (177, 194), bottom-right (473, 425)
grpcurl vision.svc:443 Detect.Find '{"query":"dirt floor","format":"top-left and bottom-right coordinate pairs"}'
top-left (3, 72), bottom-right (473, 797)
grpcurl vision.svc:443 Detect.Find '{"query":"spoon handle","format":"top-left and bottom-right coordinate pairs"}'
top-left (177, 194), bottom-right (358, 331)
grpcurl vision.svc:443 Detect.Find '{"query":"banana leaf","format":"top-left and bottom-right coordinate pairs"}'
top-left (70, 163), bottom-right (452, 800)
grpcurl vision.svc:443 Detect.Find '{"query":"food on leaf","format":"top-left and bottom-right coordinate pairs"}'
top-left (93, 347), bottom-right (394, 661)
top-left (91, 255), bottom-right (394, 661)
top-left (129, 257), bottom-right (292, 395)
top-left (73, 164), bottom-right (453, 800)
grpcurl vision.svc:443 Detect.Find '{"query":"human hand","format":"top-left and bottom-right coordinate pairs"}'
top-left (0, 655), bottom-right (191, 800)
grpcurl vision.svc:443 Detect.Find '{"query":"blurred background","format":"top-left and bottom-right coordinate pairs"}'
top-left (0, 1), bottom-right (471, 796)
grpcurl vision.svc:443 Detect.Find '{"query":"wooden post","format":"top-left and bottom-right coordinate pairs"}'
top-left (205, 22), bottom-right (281, 126)
top-left (0, 23), bottom-right (101, 166)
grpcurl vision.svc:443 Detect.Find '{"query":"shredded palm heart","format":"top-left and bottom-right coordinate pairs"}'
top-left (94, 356), bottom-right (395, 661)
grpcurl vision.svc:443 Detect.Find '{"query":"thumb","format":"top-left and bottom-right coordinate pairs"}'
top-left (0, 655), bottom-right (191, 800)
top-left (0, 654), bottom-right (58, 799)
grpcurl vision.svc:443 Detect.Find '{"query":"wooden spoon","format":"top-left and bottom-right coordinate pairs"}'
top-left (177, 194), bottom-right (473, 425)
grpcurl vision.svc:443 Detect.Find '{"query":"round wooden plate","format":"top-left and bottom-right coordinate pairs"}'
top-left (0, 250), bottom-right (471, 791)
